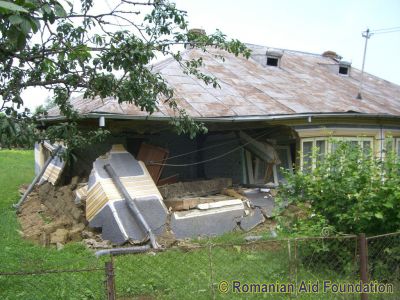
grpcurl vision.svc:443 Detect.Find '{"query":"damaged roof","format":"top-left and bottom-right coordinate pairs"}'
top-left (47, 44), bottom-right (400, 120)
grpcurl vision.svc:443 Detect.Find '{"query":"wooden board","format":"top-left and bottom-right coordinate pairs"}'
top-left (137, 143), bottom-right (169, 184)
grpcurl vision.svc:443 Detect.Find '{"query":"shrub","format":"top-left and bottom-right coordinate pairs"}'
top-left (276, 140), bottom-right (400, 236)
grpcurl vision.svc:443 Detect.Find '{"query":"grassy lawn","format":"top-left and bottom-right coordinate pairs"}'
top-left (1, 150), bottom-right (396, 300)
top-left (0, 150), bottom-right (105, 300)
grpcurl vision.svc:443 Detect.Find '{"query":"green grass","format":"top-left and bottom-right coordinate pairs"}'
top-left (0, 150), bottom-right (105, 300)
top-left (0, 150), bottom-right (397, 300)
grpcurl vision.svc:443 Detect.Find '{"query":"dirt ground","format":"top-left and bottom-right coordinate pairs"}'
top-left (17, 182), bottom-right (90, 247)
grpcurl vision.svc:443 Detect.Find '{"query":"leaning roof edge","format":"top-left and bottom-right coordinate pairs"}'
top-left (40, 112), bottom-right (400, 123)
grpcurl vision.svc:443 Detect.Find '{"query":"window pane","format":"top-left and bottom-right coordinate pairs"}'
top-left (316, 140), bottom-right (326, 166)
top-left (303, 141), bottom-right (313, 170)
top-left (362, 141), bottom-right (371, 155)
top-left (386, 139), bottom-right (394, 153)
top-left (397, 140), bottom-right (400, 157)
top-left (331, 142), bottom-right (338, 153)
top-left (349, 140), bottom-right (358, 148)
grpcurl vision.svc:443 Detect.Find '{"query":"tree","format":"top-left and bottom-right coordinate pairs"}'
top-left (0, 0), bottom-right (250, 150)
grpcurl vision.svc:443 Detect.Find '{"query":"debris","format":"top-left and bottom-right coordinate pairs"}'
top-left (159, 178), bottom-right (233, 199)
top-left (244, 190), bottom-right (275, 218)
top-left (157, 174), bottom-right (179, 186)
top-left (196, 199), bottom-right (242, 210)
top-left (70, 176), bottom-right (80, 187)
top-left (171, 202), bottom-right (245, 239)
top-left (17, 182), bottom-right (87, 246)
top-left (69, 223), bottom-right (85, 241)
top-left (86, 145), bottom-right (168, 245)
top-left (50, 228), bottom-right (69, 244)
top-left (83, 238), bottom-right (112, 249)
top-left (239, 208), bottom-right (266, 231)
top-left (238, 131), bottom-right (280, 163)
top-left (244, 235), bottom-right (263, 242)
top-left (82, 230), bottom-right (95, 239)
top-left (164, 195), bottom-right (234, 211)
top-left (73, 185), bottom-right (87, 204)
top-left (14, 144), bottom-right (63, 210)
top-left (270, 189), bottom-right (278, 197)
top-left (56, 242), bottom-right (64, 251)
top-left (39, 144), bottom-right (66, 186)
top-left (222, 188), bottom-right (247, 200)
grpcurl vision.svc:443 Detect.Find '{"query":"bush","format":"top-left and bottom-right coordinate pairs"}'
top-left (276, 140), bottom-right (400, 236)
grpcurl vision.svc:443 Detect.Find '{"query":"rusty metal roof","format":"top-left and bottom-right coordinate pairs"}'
top-left (47, 44), bottom-right (400, 120)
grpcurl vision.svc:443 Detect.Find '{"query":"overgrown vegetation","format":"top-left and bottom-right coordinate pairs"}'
top-left (276, 140), bottom-right (400, 236)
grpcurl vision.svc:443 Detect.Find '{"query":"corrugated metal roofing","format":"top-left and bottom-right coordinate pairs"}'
top-left (47, 44), bottom-right (400, 119)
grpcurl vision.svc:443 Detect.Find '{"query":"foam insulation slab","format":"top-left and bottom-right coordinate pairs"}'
top-left (86, 145), bottom-right (168, 245)
top-left (74, 185), bottom-right (88, 204)
top-left (38, 145), bottom-right (67, 185)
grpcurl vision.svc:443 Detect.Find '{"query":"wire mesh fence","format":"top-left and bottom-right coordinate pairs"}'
top-left (112, 233), bottom-right (400, 300)
top-left (367, 232), bottom-right (400, 300)
top-left (0, 255), bottom-right (108, 300)
top-left (1, 232), bottom-right (399, 299)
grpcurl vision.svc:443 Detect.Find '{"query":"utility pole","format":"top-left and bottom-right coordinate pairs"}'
top-left (357, 29), bottom-right (373, 100)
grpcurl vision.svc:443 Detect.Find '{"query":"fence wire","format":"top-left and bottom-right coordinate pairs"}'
top-left (0, 258), bottom-right (107, 300)
top-left (367, 232), bottom-right (400, 300)
top-left (1, 232), bottom-right (399, 299)
top-left (112, 233), bottom-right (399, 300)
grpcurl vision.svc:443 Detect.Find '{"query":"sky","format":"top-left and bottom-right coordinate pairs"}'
top-left (22, 0), bottom-right (400, 111)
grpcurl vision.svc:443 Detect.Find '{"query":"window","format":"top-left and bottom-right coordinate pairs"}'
top-left (301, 137), bottom-right (373, 170)
top-left (393, 138), bottom-right (400, 157)
top-left (339, 66), bottom-right (349, 75)
top-left (301, 138), bottom-right (327, 171)
top-left (397, 139), bottom-right (400, 157)
top-left (266, 56), bottom-right (279, 67)
top-left (338, 61), bottom-right (351, 76)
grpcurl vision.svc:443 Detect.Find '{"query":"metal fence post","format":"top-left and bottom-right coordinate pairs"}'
top-left (105, 260), bottom-right (116, 300)
top-left (358, 233), bottom-right (368, 300)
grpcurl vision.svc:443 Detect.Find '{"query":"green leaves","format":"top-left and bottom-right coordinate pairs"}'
top-left (1, 0), bottom-right (250, 152)
top-left (0, 1), bottom-right (28, 13)
top-left (277, 140), bottom-right (400, 235)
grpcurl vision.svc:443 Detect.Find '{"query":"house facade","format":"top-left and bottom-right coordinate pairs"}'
top-left (39, 44), bottom-right (400, 185)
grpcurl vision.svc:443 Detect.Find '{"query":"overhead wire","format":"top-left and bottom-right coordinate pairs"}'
top-left (147, 130), bottom-right (273, 167)
top-left (369, 26), bottom-right (400, 35)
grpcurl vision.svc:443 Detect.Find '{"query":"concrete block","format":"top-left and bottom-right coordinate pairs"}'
top-left (245, 191), bottom-right (275, 218)
top-left (171, 203), bottom-right (245, 239)
top-left (239, 208), bottom-right (265, 231)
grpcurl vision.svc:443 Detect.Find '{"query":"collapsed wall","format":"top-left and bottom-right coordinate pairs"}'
top-left (86, 145), bottom-right (169, 245)
top-left (25, 142), bottom-right (274, 248)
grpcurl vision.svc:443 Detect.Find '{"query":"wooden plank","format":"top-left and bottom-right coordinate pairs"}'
top-left (239, 131), bottom-right (273, 162)
top-left (272, 164), bottom-right (279, 186)
top-left (157, 174), bottom-right (179, 186)
top-left (137, 143), bottom-right (169, 184)
top-left (245, 150), bottom-right (255, 184)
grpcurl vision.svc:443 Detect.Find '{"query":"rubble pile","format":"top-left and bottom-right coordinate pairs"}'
top-left (19, 143), bottom-right (277, 249)
top-left (17, 182), bottom-right (106, 248)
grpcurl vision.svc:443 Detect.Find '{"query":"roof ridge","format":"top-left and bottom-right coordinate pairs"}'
top-left (245, 43), bottom-right (325, 58)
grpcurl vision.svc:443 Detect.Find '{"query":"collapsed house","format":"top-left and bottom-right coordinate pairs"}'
top-left (28, 43), bottom-right (400, 247)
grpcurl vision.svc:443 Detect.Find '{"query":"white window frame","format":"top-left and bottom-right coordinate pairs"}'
top-left (300, 136), bottom-right (374, 170)
top-left (395, 138), bottom-right (400, 157)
